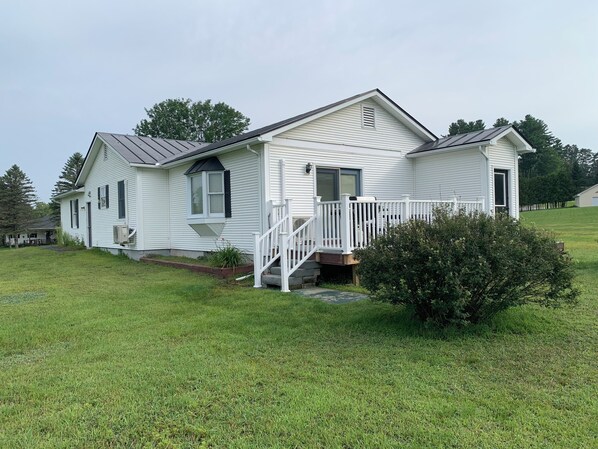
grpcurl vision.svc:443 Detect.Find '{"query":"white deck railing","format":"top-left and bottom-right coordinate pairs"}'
top-left (254, 195), bottom-right (485, 291)
top-left (319, 195), bottom-right (485, 253)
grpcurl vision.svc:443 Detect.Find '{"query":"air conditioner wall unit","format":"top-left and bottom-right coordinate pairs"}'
top-left (113, 224), bottom-right (129, 244)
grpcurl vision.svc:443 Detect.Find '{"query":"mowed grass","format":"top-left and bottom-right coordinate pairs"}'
top-left (1, 209), bottom-right (597, 448)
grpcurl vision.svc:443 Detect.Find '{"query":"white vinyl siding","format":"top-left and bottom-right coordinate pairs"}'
top-left (268, 144), bottom-right (414, 217)
top-left (83, 142), bottom-right (138, 249)
top-left (279, 99), bottom-right (425, 152)
top-left (413, 149), bottom-right (484, 201)
top-left (138, 168), bottom-right (170, 250)
top-left (60, 192), bottom-right (86, 242)
top-left (168, 148), bottom-right (261, 253)
top-left (488, 137), bottom-right (519, 217)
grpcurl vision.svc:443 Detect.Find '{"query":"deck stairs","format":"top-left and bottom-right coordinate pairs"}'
top-left (261, 259), bottom-right (321, 290)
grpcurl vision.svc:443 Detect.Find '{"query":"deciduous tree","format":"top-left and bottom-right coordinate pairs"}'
top-left (134, 98), bottom-right (250, 143)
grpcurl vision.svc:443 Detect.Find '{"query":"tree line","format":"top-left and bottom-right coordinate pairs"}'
top-left (448, 117), bottom-right (597, 208)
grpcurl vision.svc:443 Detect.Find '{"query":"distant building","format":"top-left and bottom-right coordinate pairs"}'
top-left (574, 184), bottom-right (598, 207)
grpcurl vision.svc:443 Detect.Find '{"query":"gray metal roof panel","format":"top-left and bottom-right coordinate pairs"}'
top-left (96, 133), bottom-right (208, 165)
top-left (409, 126), bottom-right (512, 155)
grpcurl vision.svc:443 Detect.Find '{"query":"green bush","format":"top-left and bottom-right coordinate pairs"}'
top-left (209, 241), bottom-right (246, 268)
top-left (56, 227), bottom-right (85, 248)
top-left (354, 210), bottom-right (578, 326)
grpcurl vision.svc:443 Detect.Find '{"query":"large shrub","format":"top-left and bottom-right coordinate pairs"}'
top-left (354, 210), bottom-right (578, 326)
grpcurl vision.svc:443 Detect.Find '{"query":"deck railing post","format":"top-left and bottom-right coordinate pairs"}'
top-left (340, 194), bottom-right (351, 254)
top-left (285, 198), bottom-right (293, 233)
top-left (279, 231), bottom-right (290, 292)
top-left (314, 196), bottom-right (322, 250)
top-left (453, 195), bottom-right (459, 215)
top-left (478, 196), bottom-right (485, 214)
top-left (402, 194), bottom-right (411, 223)
top-left (253, 232), bottom-right (262, 288)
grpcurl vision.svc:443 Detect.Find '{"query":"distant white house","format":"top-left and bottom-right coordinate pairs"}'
top-left (574, 184), bottom-right (598, 207)
top-left (57, 89), bottom-right (534, 290)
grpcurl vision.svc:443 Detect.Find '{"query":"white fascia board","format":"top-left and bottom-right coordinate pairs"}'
top-left (160, 137), bottom-right (264, 169)
top-left (406, 143), bottom-right (484, 158)
top-left (489, 128), bottom-right (535, 153)
top-left (53, 188), bottom-right (85, 200)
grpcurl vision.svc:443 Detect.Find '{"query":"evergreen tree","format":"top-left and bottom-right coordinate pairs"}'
top-left (0, 165), bottom-right (37, 248)
top-left (50, 152), bottom-right (84, 219)
top-left (493, 117), bottom-right (511, 127)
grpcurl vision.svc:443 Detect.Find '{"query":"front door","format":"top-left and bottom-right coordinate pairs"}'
top-left (86, 202), bottom-right (92, 247)
top-left (494, 169), bottom-right (509, 214)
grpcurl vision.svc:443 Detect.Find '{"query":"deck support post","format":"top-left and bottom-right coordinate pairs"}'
top-left (402, 194), bottom-right (411, 223)
top-left (253, 232), bottom-right (262, 288)
top-left (340, 194), bottom-right (352, 254)
top-left (279, 231), bottom-right (290, 292)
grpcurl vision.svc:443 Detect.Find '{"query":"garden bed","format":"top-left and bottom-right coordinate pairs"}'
top-left (140, 256), bottom-right (253, 278)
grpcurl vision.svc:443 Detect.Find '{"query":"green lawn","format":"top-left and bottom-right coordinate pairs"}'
top-left (0, 208), bottom-right (597, 448)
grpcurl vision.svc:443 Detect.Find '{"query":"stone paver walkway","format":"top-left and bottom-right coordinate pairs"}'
top-left (292, 287), bottom-right (368, 304)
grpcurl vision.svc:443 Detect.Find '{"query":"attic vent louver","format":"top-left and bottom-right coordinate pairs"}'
top-left (103, 144), bottom-right (108, 161)
top-left (362, 105), bottom-right (375, 129)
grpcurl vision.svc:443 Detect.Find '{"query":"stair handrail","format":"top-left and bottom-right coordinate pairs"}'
top-left (279, 215), bottom-right (317, 292)
top-left (253, 215), bottom-right (288, 288)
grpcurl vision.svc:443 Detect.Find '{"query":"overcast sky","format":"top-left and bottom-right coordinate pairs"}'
top-left (1, 0), bottom-right (596, 201)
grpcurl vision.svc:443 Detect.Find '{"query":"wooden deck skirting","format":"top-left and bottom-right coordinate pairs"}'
top-left (140, 257), bottom-right (253, 279)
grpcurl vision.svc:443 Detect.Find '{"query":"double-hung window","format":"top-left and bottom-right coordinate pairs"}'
top-left (98, 185), bottom-right (109, 209)
top-left (189, 172), bottom-right (225, 217)
top-left (70, 199), bottom-right (79, 228)
top-left (186, 157), bottom-right (231, 221)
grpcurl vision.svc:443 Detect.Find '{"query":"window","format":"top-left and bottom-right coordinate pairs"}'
top-left (494, 169), bottom-right (509, 214)
top-left (98, 185), bottom-right (109, 209)
top-left (316, 168), bottom-right (362, 201)
top-left (70, 199), bottom-right (79, 228)
top-left (185, 157), bottom-right (231, 221)
top-left (117, 180), bottom-right (126, 219)
top-left (189, 172), bottom-right (225, 217)
top-left (361, 105), bottom-right (375, 129)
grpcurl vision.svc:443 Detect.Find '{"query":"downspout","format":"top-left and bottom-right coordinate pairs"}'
top-left (246, 144), bottom-right (263, 234)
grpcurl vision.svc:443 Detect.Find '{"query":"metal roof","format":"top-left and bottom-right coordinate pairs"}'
top-left (184, 157), bottom-right (225, 175)
top-left (164, 88), bottom-right (438, 164)
top-left (97, 133), bottom-right (209, 165)
top-left (408, 126), bottom-right (512, 155)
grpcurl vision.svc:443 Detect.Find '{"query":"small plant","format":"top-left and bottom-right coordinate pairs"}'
top-left (209, 241), bottom-right (246, 268)
top-left (56, 227), bottom-right (85, 248)
top-left (354, 209), bottom-right (579, 327)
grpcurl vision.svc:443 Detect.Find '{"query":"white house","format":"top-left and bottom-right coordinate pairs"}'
top-left (574, 183), bottom-right (598, 207)
top-left (58, 89), bottom-right (534, 290)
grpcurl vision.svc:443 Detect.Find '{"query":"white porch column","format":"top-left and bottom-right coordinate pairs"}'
top-left (279, 231), bottom-right (290, 292)
top-left (253, 232), bottom-right (262, 288)
top-left (313, 196), bottom-right (322, 250)
top-left (402, 194), bottom-right (411, 223)
top-left (340, 194), bottom-right (352, 254)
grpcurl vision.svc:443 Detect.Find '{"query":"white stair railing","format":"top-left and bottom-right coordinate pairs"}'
top-left (253, 199), bottom-right (292, 288)
top-left (279, 215), bottom-right (317, 292)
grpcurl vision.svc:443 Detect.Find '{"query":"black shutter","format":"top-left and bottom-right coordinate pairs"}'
top-left (98, 187), bottom-right (101, 209)
top-left (118, 181), bottom-right (125, 219)
top-left (105, 185), bottom-right (109, 209)
top-left (75, 199), bottom-right (79, 228)
top-left (70, 200), bottom-right (73, 228)
top-left (224, 170), bottom-right (232, 218)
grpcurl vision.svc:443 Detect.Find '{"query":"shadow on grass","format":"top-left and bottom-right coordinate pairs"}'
top-left (341, 300), bottom-right (561, 341)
